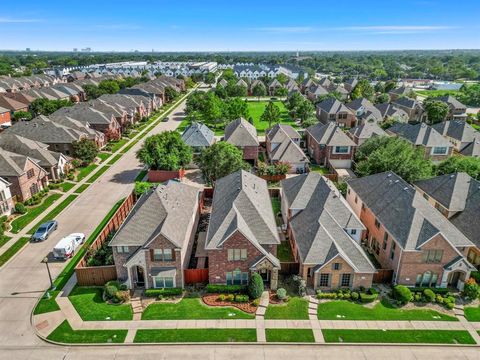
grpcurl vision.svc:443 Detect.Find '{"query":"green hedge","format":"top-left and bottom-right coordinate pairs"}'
top-left (359, 292), bottom-right (378, 303)
top-left (470, 271), bottom-right (480, 283)
top-left (144, 288), bottom-right (183, 297)
top-left (409, 287), bottom-right (451, 295)
top-left (205, 284), bottom-right (247, 294)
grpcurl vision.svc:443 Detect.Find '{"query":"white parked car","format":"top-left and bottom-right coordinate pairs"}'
top-left (52, 233), bottom-right (85, 260)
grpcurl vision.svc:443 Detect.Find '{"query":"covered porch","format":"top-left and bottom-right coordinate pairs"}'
top-left (440, 256), bottom-right (476, 291)
top-left (249, 254), bottom-right (280, 290)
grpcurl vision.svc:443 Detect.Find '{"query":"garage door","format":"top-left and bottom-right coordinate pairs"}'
top-left (329, 159), bottom-right (352, 169)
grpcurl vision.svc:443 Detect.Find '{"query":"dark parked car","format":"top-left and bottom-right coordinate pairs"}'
top-left (162, 116), bottom-right (169, 122)
top-left (31, 220), bottom-right (58, 242)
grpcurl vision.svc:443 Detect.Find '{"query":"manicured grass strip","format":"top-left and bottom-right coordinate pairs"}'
top-left (323, 329), bottom-right (475, 344)
top-left (265, 297), bottom-right (309, 320)
top-left (0, 237), bottom-right (31, 267)
top-left (76, 164), bottom-right (98, 182)
top-left (265, 329), bottom-right (315, 343)
top-left (85, 165), bottom-right (110, 183)
top-left (107, 154), bottom-right (122, 165)
top-left (110, 138), bottom-right (129, 153)
top-left (47, 320), bottom-right (127, 344)
top-left (247, 101), bottom-right (299, 135)
top-left (59, 182), bottom-right (75, 192)
top-left (134, 329), bottom-right (257, 343)
top-left (120, 139), bottom-right (139, 153)
top-left (10, 194), bottom-right (63, 233)
top-left (415, 89), bottom-right (460, 97)
top-left (309, 164), bottom-right (329, 174)
top-left (97, 152), bottom-right (111, 163)
top-left (34, 290), bottom-right (60, 315)
top-left (53, 198), bottom-right (125, 290)
top-left (135, 169), bottom-right (148, 182)
top-left (142, 298), bottom-right (254, 320)
top-left (317, 300), bottom-right (458, 321)
top-left (0, 235), bottom-right (12, 248)
top-left (69, 286), bottom-right (133, 321)
top-left (73, 184), bottom-right (90, 194)
top-left (277, 241), bottom-right (294, 262)
top-left (464, 306), bottom-right (480, 321)
top-left (27, 195), bottom-right (78, 235)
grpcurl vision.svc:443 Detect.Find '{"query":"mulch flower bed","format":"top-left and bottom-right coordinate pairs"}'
top-left (202, 294), bottom-right (257, 313)
top-left (269, 291), bottom-right (286, 304)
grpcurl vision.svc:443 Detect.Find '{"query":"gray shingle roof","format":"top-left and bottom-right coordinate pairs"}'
top-left (224, 118), bottom-right (259, 147)
top-left (181, 122), bottom-right (215, 148)
top-left (348, 122), bottom-right (386, 141)
top-left (266, 124), bottom-right (300, 144)
top-left (460, 138), bottom-right (480, 157)
top-left (392, 97), bottom-right (420, 110)
top-left (437, 95), bottom-right (466, 110)
top-left (0, 148), bottom-right (31, 176)
top-left (347, 171), bottom-right (473, 250)
top-left (270, 138), bottom-right (309, 164)
top-left (205, 170), bottom-right (280, 252)
top-left (306, 122), bottom-right (356, 147)
top-left (109, 182), bottom-right (200, 247)
top-left (432, 120), bottom-right (478, 144)
top-left (388, 123), bottom-right (451, 148)
top-left (316, 98), bottom-right (354, 115)
top-left (375, 103), bottom-right (409, 120)
top-left (52, 106), bottom-right (114, 126)
top-left (0, 133), bottom-right (62, 167)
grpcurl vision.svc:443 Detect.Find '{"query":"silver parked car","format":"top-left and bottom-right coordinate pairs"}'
top-left (31, 220), bottom-right (58, 242)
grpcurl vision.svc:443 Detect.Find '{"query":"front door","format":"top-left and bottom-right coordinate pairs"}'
top-left (448, 271), bottom-right (461, 288)
top-left (136, 266), bottom-right (145, 287)
top-left (258, 269), bottom-right (271, 286)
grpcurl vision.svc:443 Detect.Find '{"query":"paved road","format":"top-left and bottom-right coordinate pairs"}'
top-left (0, 97), bottom-right (188, 350)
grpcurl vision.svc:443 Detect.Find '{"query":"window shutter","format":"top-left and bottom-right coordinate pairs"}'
top-left (171, 249), bottom-right (176, 261)
top-left (150, 249), bottom-right (154, 261)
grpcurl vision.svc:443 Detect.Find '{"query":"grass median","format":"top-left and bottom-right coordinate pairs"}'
top-left (265, 329), bottom-right (315, 343)
top-left (10, 194), bottom-right (63, 234)
top-left (76, 164), bottom-right (98, 182)
top-left (85, 165), bottom-right (111, 183)
top-left (27, 195), bottom-right (78, 235)
top-left (73, 184), bottom-right (90, 194)
top-left (134, 329), bottom-right (257, 343)
top-left (47, 320), bottom-right (127, 344)
top-left (0, 237), bottom-right (31, 267)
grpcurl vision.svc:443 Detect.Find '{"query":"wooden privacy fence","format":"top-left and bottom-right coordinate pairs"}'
top-left (279, 262), bottom-right (299, 275)
top-left (373, 269), bottom-right (394, 284)
top-left (75, 192), bottom-right (137, 286)
top-left (184, 268), bottom-right (209, 284)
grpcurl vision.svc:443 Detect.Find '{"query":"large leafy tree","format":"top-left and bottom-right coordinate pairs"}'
top-left (98, 80), bottom-right (120, 94)
top-left (13, 111), bottom-right (32, 121)
top-left (351, 79), bottom-right (375, 101)
top-left (30, 98), bottom-right (73, 116)
top-left (185, 91), bottom-right (207, 114)
top-left (260, 101), bottom-right (281, 128)
top-left (296, 100), bottom-right (315, 123)
top-left (197, 142), bottom-right (249, 184)
top-left (204, 72), bottom-right (216, 85)
top-left (202, 92), bottom-right (223, 129)
top-left (285, 92), bottom-right (304, 115)
top-left (424, 98), bottom-right (450, 124)
top-left (252, 83), bottom-right (267, 99)
top-left (437, 156), bottom-right (480, 179)
top-left (73, 138), bottom-right (98, 165)
top-left (223, 97), bottom-right (249, 122)
top-left (355, 136), bottom-right (434, 182)
top-left (136, 131), bottom-right (192, 171)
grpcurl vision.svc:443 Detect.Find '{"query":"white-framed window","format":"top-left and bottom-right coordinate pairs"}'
top-left (332, 262), bottom-right (341, 270)
top-left (319, 273), bottom-right (330, 287)
top-left (153, 248), bottom-right (173, 261)
top-left (154, 276), bottom-right (175, 288)
top-left (415, 271), bottom-right (438, 287)
top-left (226, 269), bottom-right (248, 285)
top-left (227, 248), bottom-right (247, 261)
top-left (431, 147), bottom-right (448, 155)
top-left (117, 246), bottom-right (129, 253)
top-left (423, 249), bottom-right (443, 263)
top-left (334, 146), bottom-right (349, 154)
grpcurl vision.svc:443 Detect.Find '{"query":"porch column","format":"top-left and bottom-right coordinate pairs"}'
top-left (271, 269), bottom-right (278, 290)
top-left (440, 271), bottom-right (449, 288)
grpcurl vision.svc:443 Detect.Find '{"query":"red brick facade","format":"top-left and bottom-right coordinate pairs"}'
top-left (305, 132), bottom-right (354, 169)
top-left (0, 110), bottom-right (11, 126)
top-left (241, 145), bottom-right (259, 162)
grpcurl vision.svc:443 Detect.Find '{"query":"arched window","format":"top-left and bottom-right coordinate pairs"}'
top-left (415, 271), bottom-right (438, 287)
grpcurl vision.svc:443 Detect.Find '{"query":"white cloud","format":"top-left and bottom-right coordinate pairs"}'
top-left (339, 25), bottom-right (457, 32)
top-left (0, 17), bottom-right (42, 23)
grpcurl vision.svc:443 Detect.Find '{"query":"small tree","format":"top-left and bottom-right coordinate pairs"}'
top-left (252, 83), bottom-right (267, 99)
top-left (393, 285), bottom-right (412, 305)
top-left (72, 138), bottom-right (98, 165)
top-left (437, 156), bottom-right (480, 179)
top-left (375, 93), bottom-right (390, 104)
top-left (424, 99), bottom-right (449, 124)
top-left (261, 101), bottom-right (281, 128)
top-left (136, 132), bottom-right (192, 171)
top-left (248, 272), bottom-right (264, 299)
top-left (464, 278), bottom-right (479, 300)
top-left (13, 111), bottom-right (32, 121)
top-left (164, 87), bottom-right (178, 102)
top-left (98, 79), bottom-right (120, 94)
top-left (134, 182), bottom-right (153, 196)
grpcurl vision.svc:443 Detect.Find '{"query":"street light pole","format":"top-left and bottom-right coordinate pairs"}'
top-left (42, 257), bottom-right (54, 290)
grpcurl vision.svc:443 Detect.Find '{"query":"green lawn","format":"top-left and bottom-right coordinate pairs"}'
top-left (277, 241), bottom-right (294, 262)
top-left (134, 329), bottom-right (257, 343)
top-left (246, 101), bottom-right (298, 134)
top-left (109, 138), bottom-right (128, 153)
top-left (10, 194), bottom-right (62, 233)
top-left (59, 182), bottom-right (75, 192)
top-left (27, 195), bottom-right (78, 235)
top-left (68, 286), bottom-right (133, 321)
top-left (265, 297), bottom-right (309, 320)
top-left (85, 165), bottom-right (110, 183)
top-left (73, 184), bottom-right (90, 194)
top-left (76, 164), bottom-right (98, 182)
top-left (142, 298), bottom-right (254, 320)
top-left (0, 237), bottom-right (31, 267)
top-left (265, 329), bottom-right (315, 343)
top-left (47, 320), bottom-right (127, 344)
top-left (107, 154), bottom-right (122, 165)
top-left (309, 164), bottom-right (329, 174)
top-left (120, 139), bottom-right (139, 154)
top-left (97, 152), bottom-right (111, 163)
top-left (464, 306), bottom-right (480, 321)
top-left (0, 235), bottom-right (11, 248)
top-left (317, 300), bottom-right (458, 321)
top-left (271, 197), bottom-right (282, 226)
top-left (33, 290), bottom-right (60, 315)
top-left (322, 329), bottom-right (475, 344)
top-left (415, 89), bottom-right (460, 97)
top-left (135, 169), bottom-right (148, 182)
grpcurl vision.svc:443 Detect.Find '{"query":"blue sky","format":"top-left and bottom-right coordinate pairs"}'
top-left (1, 0), bottom-right (479, 51)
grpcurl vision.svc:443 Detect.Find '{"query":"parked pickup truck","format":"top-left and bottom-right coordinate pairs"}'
top-left (53, 233), bottom-right (85, 260)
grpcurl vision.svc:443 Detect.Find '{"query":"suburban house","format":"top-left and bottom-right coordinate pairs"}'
top-left (316, 98), bottom-right (356, 128)
top-left (305, 122), bottom-right (357, 169)
top-left (306, 84), bottom-right (329, 103)
top-left (48, 115), bottom-right (106, 149)
top-left (0, 106), bottom-right (11, 127)
top-left (205, 170), bottom-right (281, 289)
top-left (0, 95), bottom-right (29, 115)
top-left (265, 124), bottom-right (307, 173)
top-left (413, 172), bottom-right (480, 269)
top-left (391, 97), bottom-right (425, 122)
top-left (268, 79), bottom-right (284, 96)
top-left (281, 173), bottom-right (375, 290)
top-left (224, 118), bottom-right (259, 164)
top-left (343, 79), bottom-right (358, 93)
top-left (375, 103), bottom-right (409, 123)
top-left (346, 98), bottom-right (383, 124)
top-left (181, 122), bottom-right (215, 152)
top-left (0, 177), bottom-right (14, 216)
top-left (348, 122), bottom-right (387, 145)
top-left (387, 122), bottom-right (453, 162)
top-left (0, 148), bottom-right (48, 202)
top-left (437, 96), bottom-right (467, 121)
top-left (346, 171), bottom-right (476, 290)
top-left (266, 124), bottom-right (301, 151)
top-left (388, 86), bottom-right (413, 101)
top-left (432, 120), bottom-right (480, 156)
top-left (110, 182), bottom-right (202, 289)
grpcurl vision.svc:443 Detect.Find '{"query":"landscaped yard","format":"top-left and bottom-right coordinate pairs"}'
top-left (134, 329), bottom-right (257, 343)
top-left (317, 300), bottom-right (458, 321)
top-left (10, 193), bottom-right (62, 233)
top-left (277, 241), bottom-right (294, 262)
top-left (265, 297), bottom-right (309, 320)
top-left (0, 236), bottom-right (11, 248)
top-left (68, 286), bottom-right (133, 321)
top-left (414, 89), bottom-right (460, 97)
top-left (309, 164), bottom-right (329, 174)
top-left (59, 182), bottom-right (75, 192)
top-left (141, 298), bottom-right (255, 320)
top-left (34, 290), bottom-right (61, 315)
top-left (27, 195), bottom-right (78, 235)
top-left (76, 164), bottom-right (98, 182)
top-left (464, 306), bottom-right (480, 321)
top-left (97, 152), bottom-right (111, 163)
top-left (246, 101), bottom-right (298, 134)
top-left (47, 320), bottom-right (127, 344)
top-left (265, 329), bottom-right (315, 343)
top-left (271, 197), bottom-right (282, 226)
top-left (0, 237), bottom-right (31, 267)
top-left (109, 138), bottom-right (129, 153)
top-left (322, 329), bottom-right (475, 344)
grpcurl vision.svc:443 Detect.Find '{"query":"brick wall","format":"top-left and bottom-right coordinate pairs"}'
top-left (4, 160), bottom-right (47, 201)
top-left (145, 235), bottom-right (183, 288)
top-left (242, 146), bottom-right (258, 161)
top-left (0, 111), bottom-right (11, 125)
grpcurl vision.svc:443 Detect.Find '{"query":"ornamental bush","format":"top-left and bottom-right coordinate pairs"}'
top-left (463, 278), bottom-right (480, 300)
top-left (276, 288), bottom-right (287, 300)
top-left (205, 284), bottom-right (246, 294)
top-left (234, 294), bottom-right (249, 303)
top-left (144, 288), bottom-right (183, 298)
top-left (351, 292), bottom-right (359, 301)
top-left (15, 202), bottom-right (26, 214)
top-left (393, 285), bottom-right (412, 304)
top-left (248, 273), bottom-right (264, 299)
top-left (423, 289), bottom-right (436, 302)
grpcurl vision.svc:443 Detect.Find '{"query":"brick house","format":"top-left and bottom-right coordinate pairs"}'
top-left (0, 106), bottom-right (11, 127)
top-left (224, 118), bottom-right (259, 164)
top-left (109, 182), bottom-right (202, 289)
top-left (0, 95), bottom-right (29, 115)
top-left (387, 122), bottom-right (453, 163)
top-left (316, 98), bottom-right (356, 128)
top-left (205, 170), bottom-right (281, 289)
top-left (436, 96), bottom-right (467, 121)
top-left (391, 97), bottom-right (426, 122)
top-left (346, 171), bottom-right (476, 290)
top-left (345, 98), bottom-right (383, 125)
top-left (0, 148), bottom-right (48, 202)
top-left (265, 124), bottom-right (308, 173)
top-left (281, 173), bottom-right (375, 290)
top-left (0, 177), bottom-right (14, 216)
top-left (432, 120), bottom-right (480, 156)
top-left (305, 122), bottom-right (356, 169)
top-left (375, 103), bottom-right (409, 123)
top-left (348, 122), bottom-right (387, 146)
top-left (414, 172), bottom-right (480, 269)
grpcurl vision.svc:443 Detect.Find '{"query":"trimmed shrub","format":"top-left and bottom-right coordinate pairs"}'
top-left (234, 294), bottom-right (249, 303)
top-left (276, 288), bottom-right (287, 300)
top-left (115, 290), bottom-right (130, 302)
top-left (248, 273), bottom-right (264, 299)
top-left (105, 285), bottom-right (118, 299)
top-left (423, 289), bottom-right (436, 302)
top-left (205, 284), bottom-right (246, 294)
top-left (445, 301), bottom-right (455, 310)
top-left (409, 287), bottom-right (450, 295)
top-left (144, 288), bottom-right (183, 298)
top-left (317, 293), bottom-right (337, 299)
top-left (351, 292), bottom-right (359, 301)
top-left (359, 292), bottom-right (378, 303)
top-left (15, 202), bottom-right (27, 214)
top-left (226, 294), bottom-right (235, 302)
top-left (393, 285), bottom-right (412, 304)
top-left (435, 295), bottom-right (444, 304)
top-left (292, 275), bottom-right (306, 296)
top-left (218, 294), bottom-right (226, 301)
top-left (471, 271), bottom-right (480, 283)
top-left (463, 278), bottom-right (479, 300)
